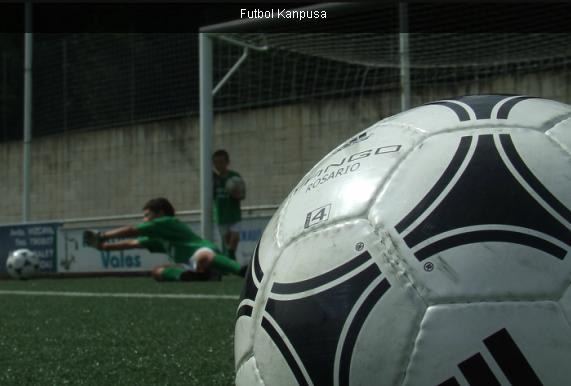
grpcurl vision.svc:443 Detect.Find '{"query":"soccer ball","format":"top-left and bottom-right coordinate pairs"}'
top-left (235, 95), bottom-right (571, 385)
top-left (226, 175), bottom-right (246, 200)
top-left (6, 249), bottom-right (40, 280)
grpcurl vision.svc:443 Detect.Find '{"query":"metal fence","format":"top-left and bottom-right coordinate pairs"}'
top-left (32, 33), bottom-right (198, 137)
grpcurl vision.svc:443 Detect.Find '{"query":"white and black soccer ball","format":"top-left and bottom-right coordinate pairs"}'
top-left (6, 248), bottom-right (39, 280)
top-left (235, 95), bottom-right (571, 385)
top-left (226, 175), bottom-right (246, 200)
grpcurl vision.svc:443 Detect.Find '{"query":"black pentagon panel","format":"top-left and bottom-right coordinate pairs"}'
top-left (263, 263), bottom-right (386, 386)
top-left (425, 95), bottom-right (535, 121)
top-left (338, 278), bottom-right (391, 386)
top-left (399, 134), bottom-right (571, 260)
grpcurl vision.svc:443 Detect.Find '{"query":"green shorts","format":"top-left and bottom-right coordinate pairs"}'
top-left (160, 266), bottom-right (186, 281)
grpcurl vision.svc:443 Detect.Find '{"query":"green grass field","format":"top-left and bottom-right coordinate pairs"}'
top-left (0, 276), bottom-right (244, 385)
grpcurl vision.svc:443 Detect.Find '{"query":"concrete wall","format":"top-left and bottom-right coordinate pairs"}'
top-left (1, 69), bottom-right (570, 224)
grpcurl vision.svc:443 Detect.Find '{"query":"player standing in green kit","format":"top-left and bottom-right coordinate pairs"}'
top-left (212, 149), bottom-right (245, 261)
top-left (83, 197), bottom-right (246, 281)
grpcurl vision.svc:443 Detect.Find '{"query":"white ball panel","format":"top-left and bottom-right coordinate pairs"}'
top-left (369, 131), bottom-right (477, 230)
top-left (371, 129), bottom-right (571, 302)
top-left (390, 242), bottom-right (569, 302)
top-left (348, 273), bottom-right (426, 386)
top-left (507, 130), bottom-right (571, 211)
top-left (506, 97), bottom-right (571, 130)
top-left (379, 103), bottom-right (469, 134)
top-left (271, 219), bottom-right (376, 285)
top-left (253, 321), bottom-right (300, 386)
top-left (403, 302), bottom-right (571, 386)
top-left (560, 285), bottom-right (571, 326)
top-left (277, 122), bottom-right (423, 247)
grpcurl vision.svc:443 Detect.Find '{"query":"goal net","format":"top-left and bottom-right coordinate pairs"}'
top-left (210, 31), bottom-right (571, 114)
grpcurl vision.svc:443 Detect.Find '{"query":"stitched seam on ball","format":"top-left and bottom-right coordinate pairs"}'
top-left (558, 292), bottom-right (571, 329)
top-left (374, 228), bottom-right (430, 386)
top-left (375, 228), bottom-right (430, 306)
top-left (235, 352), bottom-right (255, 380)
top-left (545, 119), bottom-right (571, 159)
top-left (398, 310), bottom-right (428, 386)
top-left (542, 112), bottom-right (571, 134)
top-left (254, 355), bottom-right (267, 386)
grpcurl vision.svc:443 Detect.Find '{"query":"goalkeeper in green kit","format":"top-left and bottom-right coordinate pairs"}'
top-left (213, 149), bottom-right (244, 261)
top-left (83, 197), bottom-right (246, 281)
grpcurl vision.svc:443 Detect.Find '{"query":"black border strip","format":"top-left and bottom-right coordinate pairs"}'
top-left (338, 278), bottom-right (391, 386)
top-left (451, 95), bottom-right (510, 120)
top-left (271, 251), bottom-right (373, 295)
top-left (458, 352), bottom-right (501, 386)
top-left (396, 136), bottom-right (472, 233)
top-left (236, 304), bottom-right (253, 318)
top-left (496, 96), bottom-right (536, 119)
top-left (484, 328), bottom-right (543, 386)
top-left (499, 134), bottom-right (571, 224)
top-left (425, 101), bottom-right (471, 121)
top-left (253, 242), bottom-right (264, 283)
top-left (414, 230), bottom-right (567, 261)
top-left (239, 241), bottom-right (260, 304)
top-left (261, 316), bottom-right (309, 386)
top-left (438, 377), bottom-right (461, 386)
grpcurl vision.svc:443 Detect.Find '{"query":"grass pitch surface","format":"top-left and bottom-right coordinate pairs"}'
top-left (0, 276), bottom-right (244, 385)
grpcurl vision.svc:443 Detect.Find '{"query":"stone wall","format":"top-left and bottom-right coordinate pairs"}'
top-left (1, 70), bottom-right (569, 224)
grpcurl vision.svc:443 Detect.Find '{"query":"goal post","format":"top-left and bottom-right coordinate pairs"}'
top-left (198, 31), bottom-right (270, 240)
top-left (198, 3), bottom-right (571, 240)
top-left (197, 3), bottom-right (413, 239)
top-left (198, 33), bottom-right (213, 240)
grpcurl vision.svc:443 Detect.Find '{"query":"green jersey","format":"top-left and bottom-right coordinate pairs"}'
top-left (136, 216), bottom-right (218, 264)
top-left (213, 170), bottom-right (242, 225)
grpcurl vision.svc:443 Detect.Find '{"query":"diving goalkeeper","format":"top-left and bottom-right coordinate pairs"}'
top-left (83, 197), bottom-right (246, 281)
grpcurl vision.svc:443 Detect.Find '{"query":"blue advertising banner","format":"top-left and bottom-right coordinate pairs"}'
top-left (0, 223), bottom-right (60, 273)
top-left (55, 217), bottom-right (270, 274)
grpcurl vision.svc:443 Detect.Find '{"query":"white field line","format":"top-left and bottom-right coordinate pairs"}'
top-left (0, 290), bottom-right (239, 300)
